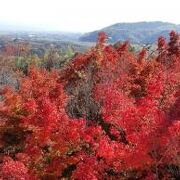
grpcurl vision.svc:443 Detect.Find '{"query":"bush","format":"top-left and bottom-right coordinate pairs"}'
top-left (0, 31), bottom-right (179, 179)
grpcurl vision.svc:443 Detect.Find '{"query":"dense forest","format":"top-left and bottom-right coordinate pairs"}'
top-left (0, 31), bottom-right (179, 179)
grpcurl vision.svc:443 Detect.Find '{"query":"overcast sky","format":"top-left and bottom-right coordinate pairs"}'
top-left (0, 0), bottom-right (179, 32)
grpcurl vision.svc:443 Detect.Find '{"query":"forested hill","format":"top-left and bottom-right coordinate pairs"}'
top-left (79, 21), bottom-right (180, 44)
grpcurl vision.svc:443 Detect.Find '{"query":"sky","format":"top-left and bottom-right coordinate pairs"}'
top-left (0, 0), bottom-right (180, 32)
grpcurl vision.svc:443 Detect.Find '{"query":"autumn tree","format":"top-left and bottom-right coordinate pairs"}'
top-left (0, 31), bottom-right (179, 179)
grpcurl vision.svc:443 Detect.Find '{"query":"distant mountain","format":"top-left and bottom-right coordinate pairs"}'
top-left (0, 22), bottom-right (46, 32)
top-left (79, 21), bottom-right (180, 44)
top-left (0, 22), bottom-right (82, 42)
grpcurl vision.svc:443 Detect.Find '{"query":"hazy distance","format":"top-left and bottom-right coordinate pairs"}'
top-left (0, 0), bottom-right (180, 32)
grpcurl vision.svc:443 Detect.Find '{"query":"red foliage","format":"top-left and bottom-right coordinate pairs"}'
top-left (97, 32), bottom-right (108, 46)
top-left (0, 157), bottom-right (29, 180)
top-left (0, 31), bottom-right (179, 179)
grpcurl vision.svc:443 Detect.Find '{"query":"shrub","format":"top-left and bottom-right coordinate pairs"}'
top-left (0, 31), bottom-right (179, 179)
